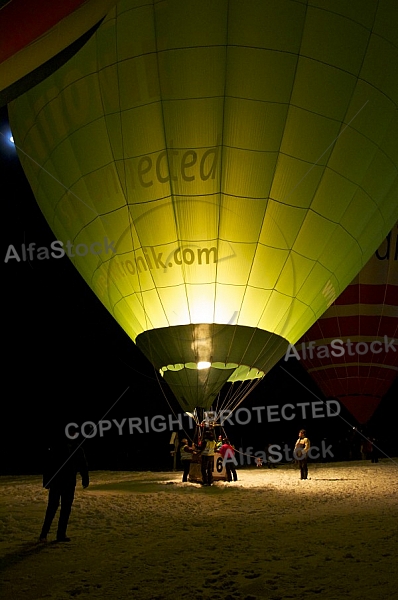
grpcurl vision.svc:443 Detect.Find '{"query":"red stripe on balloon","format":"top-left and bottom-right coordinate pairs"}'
top-left (301, 315), bottom-right (397, 341)
top-left (309, 366), bottom-right (396, 397)
top-left (335, 283), bottom-right (397, 306)
top-left (0, 0), bottom-right (86, 62)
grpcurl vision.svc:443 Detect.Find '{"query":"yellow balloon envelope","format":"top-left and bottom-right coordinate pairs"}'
top-left (8, 0), bottom-right (398, 412)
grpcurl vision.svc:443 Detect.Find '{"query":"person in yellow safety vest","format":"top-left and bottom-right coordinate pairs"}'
top-left (199, 430), bottom-right (216, 486)
top-left (215, 435), bottom-right (223, 451)
top-left (180, 438), bottom-right (194, 482)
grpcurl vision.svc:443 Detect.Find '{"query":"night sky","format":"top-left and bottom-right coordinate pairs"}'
top-left (1, 104), bottom-right (396, 476)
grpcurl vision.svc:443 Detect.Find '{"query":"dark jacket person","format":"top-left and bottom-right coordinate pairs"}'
top-left (39, 439), bottom-right (89, 542)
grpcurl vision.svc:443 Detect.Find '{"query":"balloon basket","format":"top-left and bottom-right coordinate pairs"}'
top-left (188, 453), bottom-right (227, 483)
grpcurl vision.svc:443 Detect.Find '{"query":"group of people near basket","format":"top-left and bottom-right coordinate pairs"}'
top-left (180, 430), bottom-right (238, 486)
top-left (180, 428), bottom-right (312, 484)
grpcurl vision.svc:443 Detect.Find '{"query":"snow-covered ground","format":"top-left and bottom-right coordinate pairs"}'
top-left (1, 460), bottom-right (397, 600)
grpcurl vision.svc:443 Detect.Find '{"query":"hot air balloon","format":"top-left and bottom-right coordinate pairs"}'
top-left (7, 0), bottom-right (398, 421)
top-left (0, 0), bottom-right (117, 105)
top-left (291, 225), bottom-right (398, 424)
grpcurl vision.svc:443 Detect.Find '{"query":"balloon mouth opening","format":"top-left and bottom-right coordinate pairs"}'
top-left (160, 362), bottom-right (225, 375)
top-left (137, 323), bottom-right (287, 386)
top-left (159, 362), bottom-right (265, 379)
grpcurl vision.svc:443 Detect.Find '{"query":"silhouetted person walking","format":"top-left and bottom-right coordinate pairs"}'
top-left (370, 437), bottom-right (379, 463)
top-left (39, 438), bottom-right (89, 542)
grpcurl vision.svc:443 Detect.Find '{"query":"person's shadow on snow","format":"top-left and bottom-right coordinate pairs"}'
top-left (0, 540), bottom-right (59, 573)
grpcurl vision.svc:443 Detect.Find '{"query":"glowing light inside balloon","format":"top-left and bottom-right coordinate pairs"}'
top-left (197, 361), bottom-right (211, 370)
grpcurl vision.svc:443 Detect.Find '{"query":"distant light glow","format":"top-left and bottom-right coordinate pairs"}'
top-left (10, 135), bottom-right (14, 144)
top-left (197, 361), bottom-right (211, 370)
